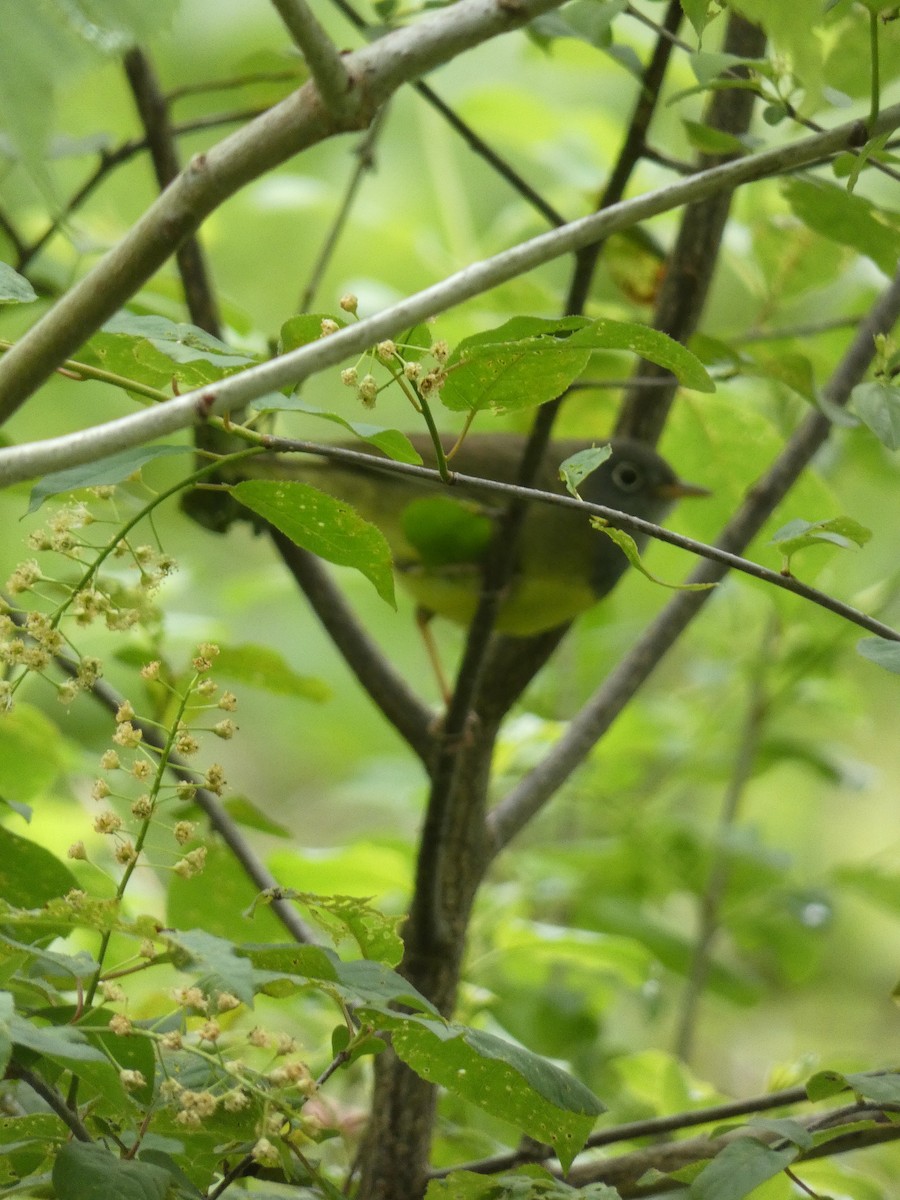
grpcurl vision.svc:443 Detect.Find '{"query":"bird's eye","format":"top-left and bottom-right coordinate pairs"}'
top-left (611, 461), bottom-right (643, 492)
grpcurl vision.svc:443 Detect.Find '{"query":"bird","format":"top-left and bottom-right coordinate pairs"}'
top-left (271, 433), bottom-right (707, 636)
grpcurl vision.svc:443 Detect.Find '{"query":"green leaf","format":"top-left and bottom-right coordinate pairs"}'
top-left (80, 313), bottom-right (257, 393)
top-left (253, 890), bottom-right (403, 964)
top-left (769, 516), bottom-right (872, 571)
top-left (681, 2), bottom-right (721, 39)
top-left (559, 445), bottom-right (612, 497)
top-left (687, 1137), bottom-right (798, 1198)
top-left (0, 824), bottom-right (78, 909)
top-left (806, 1069), bottom-right (850, 1101)
top-left (782, 178), bottom-right (900, 276)
top-left (748, 1117), bottom-right (813, 1150)
top-left (591, 522), bottom-right (716, 591)
top-left (279, 312), bottom-right (346, 352)
top-left (0, 705), bottom-right (71, 803)
top-left (401, 497), bottom-right (494, 566)
top-left (441, 316), bottom-right (713, 414)
top-left (223, 795), bottom-right (292, 838)
top-left (27, 444), bottom-right (191, 512)
top-left (53, 1142), bottom-right (173, 1200)
top-left (167, 841), bottom-right (287, 944)
top-left (0, 262), bottom-right (37, 305)
top-left (841, 1071), bottom-right (900, 1105)
top-left (682, 119), bottom-right (750, 155)
top-left (0, 0), bottom-right (174, 181)
top-left (231, 479), bottom-right (396, 606)
top-left (389, 1017), bottom-right (605, 1171)
top-left (857, 636), bottom-right (900, 674)
top-left (11, 1013), bottom-right (106, 1063)
top-left (427, 1166), bottom-right (620, 1199)
top-left (257, 399), bottom-right (424, 464)
top-left (213, 642), bottom-right (330, 701)
top-left (164, 929), bottom-right (258, 1006)
top-left (244, 942), bottom-right (438, 1013)
top-left (851, 381), bottom-right (900, 450)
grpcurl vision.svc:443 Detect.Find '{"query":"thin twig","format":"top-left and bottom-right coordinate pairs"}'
top-left (255, 434), bottom-right (900, 645)
top-left (269, 0), bottom-right (352, 117)
top-left (324, 0), bottom-right (567, 227)
top-left (430, 1081), bottom-right (812, 1176)
top-left (298, 110), bottom-right (387, 312)
top-left (6, 1062), bottom-right (93, 1142)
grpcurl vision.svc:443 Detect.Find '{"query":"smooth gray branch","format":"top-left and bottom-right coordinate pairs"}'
top-left (1, 107), bottom-right (898, 485)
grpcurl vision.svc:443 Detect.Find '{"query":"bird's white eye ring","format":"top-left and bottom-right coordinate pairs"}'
top-left (611, 461), bottom-right (643, 492)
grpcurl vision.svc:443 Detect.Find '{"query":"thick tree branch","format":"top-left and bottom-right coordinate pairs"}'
top-left (615, 12), bottom-right (767, 443)
top-left (2, 103), bottom-right (894, 486)
top-left (0, 0), bottom-right (570, 426)
top-left (487, 264), bottom-right (900, 852)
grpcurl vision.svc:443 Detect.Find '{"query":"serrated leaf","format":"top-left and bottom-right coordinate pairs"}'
top-left (0, 262), bottom-right (37, 305)
top-left (559, 446), bottom-right (612, 497)
top-left (851, 381), bottom-right (900, 449)
top-left (53, 1142), bottom-right (172, 1200)
top-left (164, 929), bottom-right (257, 1006)
top-left (258, 890), bottom-right (403, 963)
top-left (687, 1137), bottom-right (798, 1198)
top-left (591, 522), bottom-right (716, 591)
top-left (79, 313), bottom-right (257, 393)
top-left (857, 636), bottom-right (900, 674)
top-left (441, 316), bottom-right (713, 414)
top-left (27, 444), bottom-right (191, 512)
top-left (213, 642), bottom-right (330, 701)
top-left (389, 1017), bottom-right (604, 1171)
top-left (231, 479), bottom-right (396, 606)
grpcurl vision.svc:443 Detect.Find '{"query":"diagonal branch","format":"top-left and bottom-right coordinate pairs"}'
top-left (270, 532), bottom-right (436, 759)
top-left (486, 264), bottom-right (900, 853)
top-left (2, 104), bottom-right (896, 485)
top-left (269, 0), bottom-right (353, 117)
top-left (0, 0), bottom-right (570, 426)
